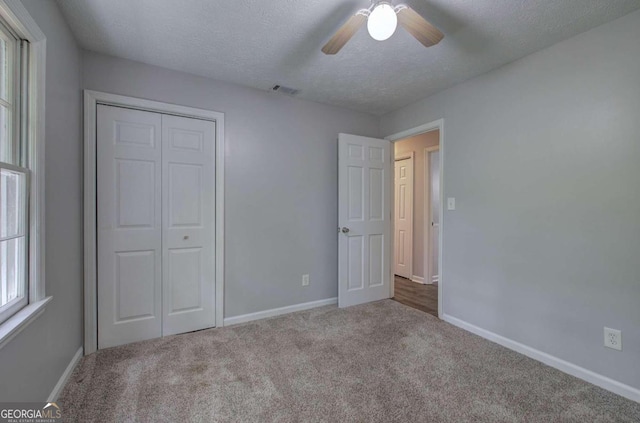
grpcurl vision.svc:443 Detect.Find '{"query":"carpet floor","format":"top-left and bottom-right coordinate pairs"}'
top-left (60, 300), bottom-right (640, 422)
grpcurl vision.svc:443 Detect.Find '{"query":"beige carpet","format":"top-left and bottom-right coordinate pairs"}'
top-left (60, 300), bottom-right (640, 422)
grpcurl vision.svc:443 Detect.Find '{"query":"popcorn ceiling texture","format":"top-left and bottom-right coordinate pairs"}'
top-left (59, 300), bottom-right (640, 422)
top-left (57, 0), bottom-right (640, 115)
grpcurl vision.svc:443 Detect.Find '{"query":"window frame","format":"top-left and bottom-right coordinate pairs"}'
top-left (0, 0), bottom-right (48, 350)
top-left (0, 16), bottom-right (28, 324)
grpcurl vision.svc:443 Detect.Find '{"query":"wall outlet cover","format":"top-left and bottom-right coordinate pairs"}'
top-left (302, 274), bottom-right (310, 287)
top-left (604, 327), bottom-right (622, 351)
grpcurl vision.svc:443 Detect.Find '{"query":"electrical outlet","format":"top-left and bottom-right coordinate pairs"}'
top-left (302, 274), bottom-right (309, 287)
top-left (604, 327), bottom-right (622, 351)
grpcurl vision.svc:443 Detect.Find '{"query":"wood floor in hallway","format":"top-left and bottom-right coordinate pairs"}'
top-left (393, 275), bottom-right (438, 317)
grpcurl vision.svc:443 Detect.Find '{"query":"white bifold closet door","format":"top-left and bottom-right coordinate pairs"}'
top-left (97, 105), bottom-right (215, 349)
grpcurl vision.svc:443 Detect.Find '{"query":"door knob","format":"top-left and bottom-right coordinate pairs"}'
top-left (341, 227), bottom-right (350, 234)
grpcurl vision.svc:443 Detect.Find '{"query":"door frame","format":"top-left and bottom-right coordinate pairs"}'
top-left (393, 152), bottom-right (414, 281)
top-left (83, 90), bottom-right (225, 355)
top-left (424, 146), bottom-right (440, 286)
top-left (385, 119), bottom-right (444, 318)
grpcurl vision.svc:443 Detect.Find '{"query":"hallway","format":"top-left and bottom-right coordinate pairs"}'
top-left (393, 276), bottom-right (438, 317)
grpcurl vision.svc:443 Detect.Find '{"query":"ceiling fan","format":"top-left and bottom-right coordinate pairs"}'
top-left (322, 1), bottom-right (444, 55)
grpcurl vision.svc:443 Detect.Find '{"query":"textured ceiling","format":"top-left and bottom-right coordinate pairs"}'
top-left (57, 0), bottom-right (640, 115)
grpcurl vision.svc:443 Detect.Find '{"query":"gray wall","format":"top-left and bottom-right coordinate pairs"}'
top-left (381, 10), bottom-right (640, 389)
top-left (0, 0), bottom-right (83, 401)
top-left (82, 51), bottom-right (380, 318)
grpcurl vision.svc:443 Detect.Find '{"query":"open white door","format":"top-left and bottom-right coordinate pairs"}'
top-left (338, 133), bottom-right (392, 308)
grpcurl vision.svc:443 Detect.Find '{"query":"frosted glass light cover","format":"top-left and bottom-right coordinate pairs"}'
top-left (367, 4), bottom-right (398, 41)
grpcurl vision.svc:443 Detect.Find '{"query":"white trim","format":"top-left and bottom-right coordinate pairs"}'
top-left (386, 122), bottom-right (442, 143)
top-left (83, 90), bottom-right (225, 355)
top-left (47, 346), bottom-right (82, 402)
top-left (443, 314), bottom-right (640, 403)
top-left (27, 33), bottom-right (46, 303)
top-left (0, 1), bottom-right (45, 41)
top-left (424, 146), bottom-right (440, 292)
top-left (410, 276), bottom-right (426, 284)
top-left (394, 152), bottom-right (412, 161)
top-left (224, 297), bottom-right (338, 326)
top-left (0, 296), bottom-right (51, 350)
top-left (386, 119), bottom-right (444, 319)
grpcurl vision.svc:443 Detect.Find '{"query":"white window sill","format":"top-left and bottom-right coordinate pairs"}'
top-left (0, 296), bottom-right (52, 350)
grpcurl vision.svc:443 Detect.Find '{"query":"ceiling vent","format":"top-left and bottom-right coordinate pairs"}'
top-left (272, 85), bottom-right (299, 96)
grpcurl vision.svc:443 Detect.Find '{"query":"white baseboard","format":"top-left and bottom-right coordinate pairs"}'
top-left (224, 297), bottom-right (338, 326)
top-left (411, 276), bottom-right (425, 284)
top-left (443, 314), bottom-right (640, 403)
top-left (432, 275), bottom-right (439, 284)
top-left (48, 346), bottom-right (83, 402)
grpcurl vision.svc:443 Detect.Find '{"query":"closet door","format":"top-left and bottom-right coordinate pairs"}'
top-left (97, 105), bottom-right (162, 349)
top-left (161, 115), bottom-right (216, 336)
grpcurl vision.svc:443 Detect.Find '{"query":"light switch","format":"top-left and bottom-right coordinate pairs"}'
top-left (447, 197), bottom-right (456, 210)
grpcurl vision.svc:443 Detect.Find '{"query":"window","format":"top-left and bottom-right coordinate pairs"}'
top-left (0, 1), bottom-right (46, 346)
top-left (0, 0), bottom-right (46, 348)
top-left (0, 15), bottom-right (32, 326)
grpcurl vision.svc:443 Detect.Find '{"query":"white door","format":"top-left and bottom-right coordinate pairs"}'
top-left (338, 133), bottom-right (392, 308)
top-left (394, 158), bottom-right (413, 279)
top-left (162, 115), bottom-right (216, 336)
top-left (97, 105), bottom-right (162, 349)
top-left (97, 105), bottom-right (216, 349)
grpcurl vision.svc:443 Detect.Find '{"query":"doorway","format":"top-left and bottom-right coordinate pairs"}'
top-left (336, 120), bottom-right (443, 317)
top-left (391, 130), bottom-right (440, 317)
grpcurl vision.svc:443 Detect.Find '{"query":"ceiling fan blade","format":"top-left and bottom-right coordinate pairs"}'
top-left (396, 6), bottom-right (444, 48)
top-left (322, 12), bottom-right (367, 55)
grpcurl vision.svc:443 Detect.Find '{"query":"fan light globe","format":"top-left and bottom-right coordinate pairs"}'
top-left (367, 3), bottom-right (398, 41)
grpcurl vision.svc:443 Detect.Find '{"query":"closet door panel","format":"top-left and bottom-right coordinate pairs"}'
top-left (97, 105), bottom-right (162, 349)
top-left (162, 114), bottom-right (216, 336)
